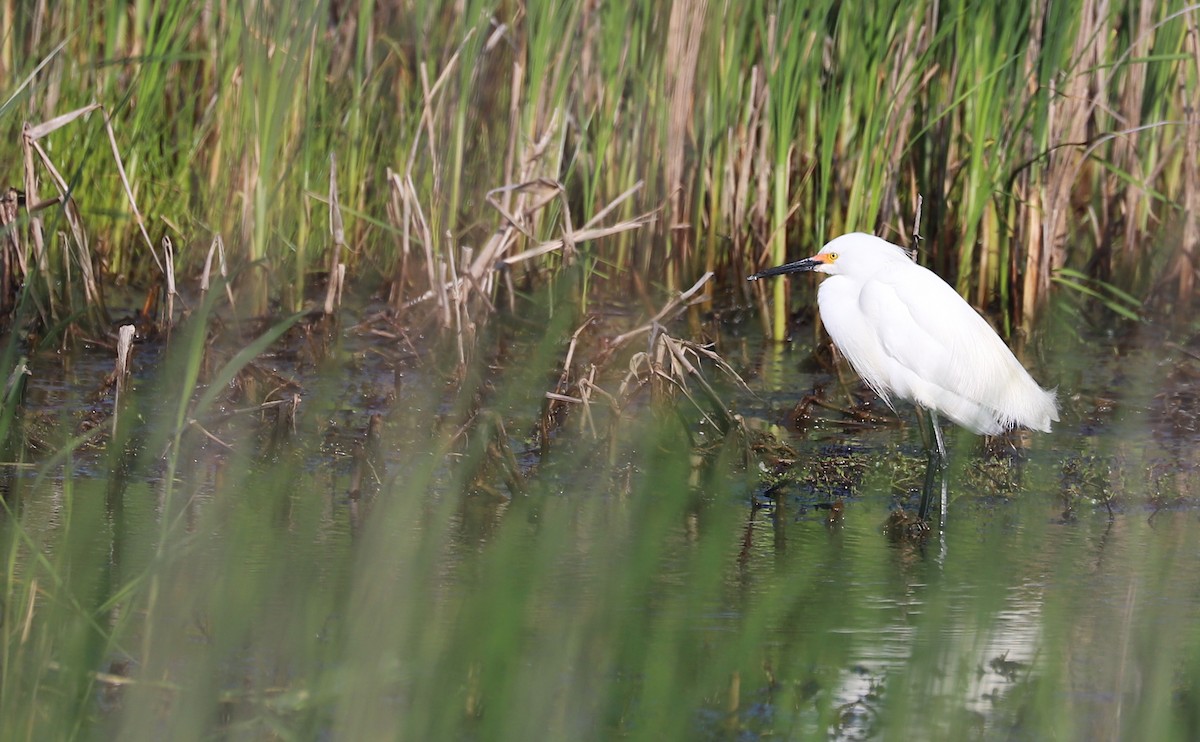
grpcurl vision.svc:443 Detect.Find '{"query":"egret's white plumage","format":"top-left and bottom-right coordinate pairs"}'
top-left (750, 232), bottom-right (1058, 436)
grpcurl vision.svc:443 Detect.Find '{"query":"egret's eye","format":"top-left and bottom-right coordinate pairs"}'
top-left (827, 252), bottom-right (839, 261)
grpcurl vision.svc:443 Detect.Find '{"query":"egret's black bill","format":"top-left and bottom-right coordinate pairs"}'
top-left (747, 257), bottom-right (820, 281)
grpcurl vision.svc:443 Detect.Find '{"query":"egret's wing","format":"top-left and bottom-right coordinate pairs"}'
top-left (856, 265), bottom-right (1056, 433)
top-left (856, 268), bottom-right (1018, 433)
top-left (868, 269), bottom-right (994, 382)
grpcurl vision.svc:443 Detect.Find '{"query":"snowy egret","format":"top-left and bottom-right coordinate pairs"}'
top-left (748, 232), bottom-right (1058, 520)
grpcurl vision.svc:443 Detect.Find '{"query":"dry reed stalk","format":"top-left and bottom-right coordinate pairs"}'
top-left (0, 188), bottom-right (19, 313)
top-left (729, 66), bottom-right (766, 303)
top-left (576, 365), bottom-right (602, 439)
top-left (397, 178), bottom-right (655, 321)
top-left (491, 180), bottom-right (654, 268)
top-left (1015, 0), bottom-right (1049, 332)
top-left (434, 258), bottom-right (451, 329)
top-left (188, 419), bottom-right (234, 450)
top-left (446, 232), bottom-right (467, 366)
top-left (405, 29), bottom-right (477, 192)
top-left (497, 212), bottom-right (658, 268)
top-left (512, 109), bottom-right (562, 234)
top-left (752, 68), bottom-right (772, 331)
top-left (473, 178), bottom-right (566, 286)
top-left (68, 194), bottom-right (100, 308)
top-left (163, 236), bottom-right (176, 328)
top-left (199, 241), bottom-right (214, 293)
top-left (115, 324), bottom-right (135, 393)
top-left (876, 14), bottom-right (930, 235)
top-left (385, 170), bottom-right (444, 321)
top-left (0, 0), bottom-right (11, 79)
top-left (112, 324), bottom-right (135, 435)
top-left (22, 102), bottom-right (100, 141)
top-left (385, 168), bottom-right (410, 309)
top-left (334, 263), bottom-right (346, 312)
top-left (1176, 9), bottom-right (1200, 303)
top-left (1019, 174), bottom-right (1044, 331)
top-left (1115, 1), bottom-right (1157, 266)
top-left (503, 61), bottom-right (523, 215)
top-left (1036, 0), bottom-right (1105, 316)
top-left (324, 153), bottom-right (346, 315)
top-left (619, 329), bottom-right (745, 434)
top-left (545, 271), bottom-right (745, 443)
top-left (541, 316), bottom-right (596, 450)
top-left (663, 0), bottom-right (708, 270)
top-left (200, 234), bottom-right (237, 313)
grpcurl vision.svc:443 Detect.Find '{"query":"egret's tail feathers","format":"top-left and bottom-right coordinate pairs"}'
top-left (997, 381), bottom-right (1059, 433)
top-left (917, 380), bottom-right (1058, 436)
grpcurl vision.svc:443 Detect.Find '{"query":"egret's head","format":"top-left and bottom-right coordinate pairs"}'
top-left (747, 232), bottom-right (912, 281)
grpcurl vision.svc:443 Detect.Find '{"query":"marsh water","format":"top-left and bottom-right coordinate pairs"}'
top-left (3, 293), bottom-right (1199, 740)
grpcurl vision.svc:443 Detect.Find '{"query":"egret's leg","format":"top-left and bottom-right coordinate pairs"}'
top-left (930, 409), bottom-right (947, 462)
top-left (918, 410), bottom-right (947, 521)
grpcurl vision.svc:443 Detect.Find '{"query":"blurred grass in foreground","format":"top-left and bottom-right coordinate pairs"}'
top-left (0, 289), bottom-right (1198, 740)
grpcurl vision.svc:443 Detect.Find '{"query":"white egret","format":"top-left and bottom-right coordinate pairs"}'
top-left (749, 232), bottom-right (1058, 520)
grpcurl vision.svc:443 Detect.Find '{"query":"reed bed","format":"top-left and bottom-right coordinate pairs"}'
top-left (0, 0), bottom-right (1193, 341)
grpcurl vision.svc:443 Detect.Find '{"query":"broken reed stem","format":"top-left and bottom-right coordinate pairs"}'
top-left (115, 324), bottom-right (134, 393)
top-left (200, 234), bottom-right (237, 314)
top-left (163, 236), bottom-right (176, 329)
top-left (609, 271), bottom-right (713, 350)
top-left (112, 323), bottom-right (135, 435)
top-left (446, 230), bottom-right (466, 366)
top-left (1178, 9), bottom-right (1199, 303)
top-left (324, 152), bottom-right (346, 315)
top-left (386, 167), bottom-right (411, 311)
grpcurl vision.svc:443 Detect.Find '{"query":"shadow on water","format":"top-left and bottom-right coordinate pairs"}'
top-left (0, 290), bottom-right (1197, 740)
